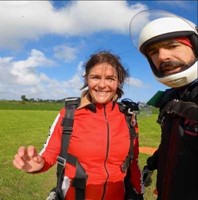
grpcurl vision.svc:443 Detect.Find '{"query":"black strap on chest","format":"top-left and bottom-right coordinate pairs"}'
top-left (157, 81), bottom-right (198, 124)
top-left (56, 97), bottom-right (88, 200)
top-left (121, 114), bottom-right (137, 173)
top-left (118, 99), bottom-right (139, 173)
top-left (158, 99), bottom-right (198, 124)
top-left (118, 99), bottom-right (140, 200)
top-left (59, 98), bottom-right (80, 157)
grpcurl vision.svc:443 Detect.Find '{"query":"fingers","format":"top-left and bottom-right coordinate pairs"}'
top-left (13, 146), bottom-right (26, 169)
top-left (26, 146), bottom-right (44, 164)
top-left (17, 146), bottom-right (26, 157)
top-left (13, 155), bottom-right (24, 170)
top-left (27, 145), bottom-right (38, 158)
top-left (13, 145), bottom-right (42, 172)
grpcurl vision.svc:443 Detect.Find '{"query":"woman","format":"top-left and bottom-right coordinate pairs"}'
top-left (13, 51), bottom-right (144, 200)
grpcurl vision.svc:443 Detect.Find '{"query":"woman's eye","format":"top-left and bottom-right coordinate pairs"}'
top-left (107, 77), bottom-right (116, 82)
top-left (90, 76), bottom-right (100, 80)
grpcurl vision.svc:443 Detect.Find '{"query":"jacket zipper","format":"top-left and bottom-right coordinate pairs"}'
top-left (101, 105), bottom-right (110, 200)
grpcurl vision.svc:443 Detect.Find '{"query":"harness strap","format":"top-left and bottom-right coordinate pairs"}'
top-left (73, 161), bottom-right (87, 199)
top-left (119, 100), bottom-right (140, 200)
top-left (58, 153), bottom-right (87, 200)
top-left (57, 97), bottom-right (87, 200)
top-left (158, 99), bottom-right (198, 124)
top-left (119, 103), bottom-right (137, 173)
top-left (60, 97), bottom-right (80, 157)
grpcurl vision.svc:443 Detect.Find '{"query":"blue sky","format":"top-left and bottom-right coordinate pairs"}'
top-left (0, 1), bottom-right (197, 102)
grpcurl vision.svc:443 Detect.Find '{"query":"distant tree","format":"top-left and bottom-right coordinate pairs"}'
top-left (29, 98), bottom-right (35, 102)
top-left (21, 95), bottom-right (28, 101)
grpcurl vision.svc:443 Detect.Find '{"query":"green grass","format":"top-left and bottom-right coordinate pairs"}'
top-left (138, 114), bottom-right (161, 147)
top-left (0, 110), bottom-right (58, 200)
top-left (0, 103), bottom-right (160, 200)
top-left (0, 101), bottom-right (63, 110)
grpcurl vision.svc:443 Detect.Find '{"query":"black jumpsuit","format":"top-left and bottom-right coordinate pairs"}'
top-left (147, 79), bottom-right (198, 200)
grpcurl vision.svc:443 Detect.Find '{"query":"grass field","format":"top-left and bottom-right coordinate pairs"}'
top-left (0, 102), bottom-right (160, 200)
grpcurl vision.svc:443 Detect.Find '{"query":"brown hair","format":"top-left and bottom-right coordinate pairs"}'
top-left (81, 50), bottom-right (129, 98)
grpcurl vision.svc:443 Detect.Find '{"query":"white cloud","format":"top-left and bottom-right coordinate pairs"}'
top-left (53, 45), bottom-right (78, 62)
top-left (0, 57), bottom-right (16, 84)
top-left (0, 50), bottom-right (84, 100)
top-left (126, 77), bottom-right (145, 88)
top-left (0, 1), bottom-right (147, 49)
top-left (10, 49), bottom-right (55, 85)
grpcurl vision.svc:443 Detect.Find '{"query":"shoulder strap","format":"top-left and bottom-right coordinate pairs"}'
top-left (118, 99), bottom-right (141, 199)
top-left (59, 97), bottom-right (80, 158)
top-left (118, 99), bottom-right (139, 173)
top-left (120, 114), bottom-right (137, 173)
top-left (56, 97), bottom-right (87, 200)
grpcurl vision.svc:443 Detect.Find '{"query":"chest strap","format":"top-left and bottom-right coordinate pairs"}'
top-left (158, 99), bottom-right (198, 124)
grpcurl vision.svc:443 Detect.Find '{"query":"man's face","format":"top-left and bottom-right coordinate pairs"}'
top-left (147, 39), bottom-right (196, 76)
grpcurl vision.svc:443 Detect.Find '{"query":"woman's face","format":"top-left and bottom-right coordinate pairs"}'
top-left (87, 63), bottom-right (119, 104)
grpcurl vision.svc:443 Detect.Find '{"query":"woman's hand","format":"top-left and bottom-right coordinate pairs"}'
top-left (13, 145), bottom-right (44, 173)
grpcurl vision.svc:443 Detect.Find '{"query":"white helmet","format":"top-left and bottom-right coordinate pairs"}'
top-left (129, 10), bottom-right (198, 88)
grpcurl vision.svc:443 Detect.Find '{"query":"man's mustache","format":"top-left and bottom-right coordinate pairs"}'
top-left (159, 61), bottom-right (187, 72)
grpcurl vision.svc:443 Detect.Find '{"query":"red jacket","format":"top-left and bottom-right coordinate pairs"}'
top-left (39, 101), bottom-right (144, 200)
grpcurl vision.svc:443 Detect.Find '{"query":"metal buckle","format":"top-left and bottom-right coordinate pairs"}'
top-left (65, 97), bottom-right (80, 105)
top-left (57, 156), bottom-right (66, 166)
top-left (127, 108), bottom-right (134, 115)
top-left (65, 97), bottom-right (79, 102)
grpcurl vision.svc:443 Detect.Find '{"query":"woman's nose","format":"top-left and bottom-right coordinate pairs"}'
top-left (98, 79), bottom-right (106, 87)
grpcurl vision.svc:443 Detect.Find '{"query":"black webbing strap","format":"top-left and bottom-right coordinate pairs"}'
top-left (58, 152), bottom-right (88, 200)
top-left (70, 154), bottom-right (88, 200)
top-left (120, 114), bottom-right (137, 173)
top-left (116, 100), bottom-right (137, 174)
top-left (56, 97), bottom-right (87, 200)
top-left (158, 99), bottom-right (198, 124)
top-left (59, 97), bottom-right (80, 157)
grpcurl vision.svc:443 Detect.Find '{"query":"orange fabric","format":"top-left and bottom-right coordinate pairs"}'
top-left (66, 181), bottom-right (125, 200)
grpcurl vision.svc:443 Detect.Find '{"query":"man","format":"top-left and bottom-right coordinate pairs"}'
top-left (130, 10), bottom-right (198, 200)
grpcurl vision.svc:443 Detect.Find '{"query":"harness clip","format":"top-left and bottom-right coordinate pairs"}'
top-left (57, 156), bottom-right (66, 166)
top-left (121, 98), bottom-right (140, 115)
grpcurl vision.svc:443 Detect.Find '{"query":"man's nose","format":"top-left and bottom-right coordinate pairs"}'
top-left (158, 48), bottom-right (171, 61)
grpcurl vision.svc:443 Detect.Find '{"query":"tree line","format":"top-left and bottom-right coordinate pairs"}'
top-left (21, 95), bottom-right (64, 103)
